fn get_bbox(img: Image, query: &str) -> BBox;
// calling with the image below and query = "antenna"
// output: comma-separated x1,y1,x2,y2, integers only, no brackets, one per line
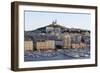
54,19,57,24
52,19,57,25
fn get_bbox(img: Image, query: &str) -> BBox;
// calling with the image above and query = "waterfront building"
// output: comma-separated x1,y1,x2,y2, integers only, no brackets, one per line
24,36,33,51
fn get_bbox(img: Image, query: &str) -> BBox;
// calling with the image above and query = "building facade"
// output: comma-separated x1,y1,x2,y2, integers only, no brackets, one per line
24,36,33,51
62,31,72,49
45,40,55,49
36,40,55,50
36,40,46,50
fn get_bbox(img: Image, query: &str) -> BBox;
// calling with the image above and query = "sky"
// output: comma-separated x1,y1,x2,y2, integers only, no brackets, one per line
24,11,91,31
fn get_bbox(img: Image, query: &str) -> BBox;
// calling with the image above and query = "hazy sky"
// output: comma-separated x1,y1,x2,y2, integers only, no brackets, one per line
24,11,91,31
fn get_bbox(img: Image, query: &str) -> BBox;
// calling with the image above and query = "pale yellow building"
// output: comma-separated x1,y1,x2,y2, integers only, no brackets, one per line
71,43,80,49
36,41,46,50
45,40,55,49
79,43,86,48
63,32,71,49
71,43,86,49
24,36,33,51
36,40,55,50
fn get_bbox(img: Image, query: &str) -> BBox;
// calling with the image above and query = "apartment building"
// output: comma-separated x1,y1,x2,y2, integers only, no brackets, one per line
24,36,33,51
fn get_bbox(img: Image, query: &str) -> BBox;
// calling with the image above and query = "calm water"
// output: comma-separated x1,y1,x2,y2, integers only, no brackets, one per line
24,48,90,62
